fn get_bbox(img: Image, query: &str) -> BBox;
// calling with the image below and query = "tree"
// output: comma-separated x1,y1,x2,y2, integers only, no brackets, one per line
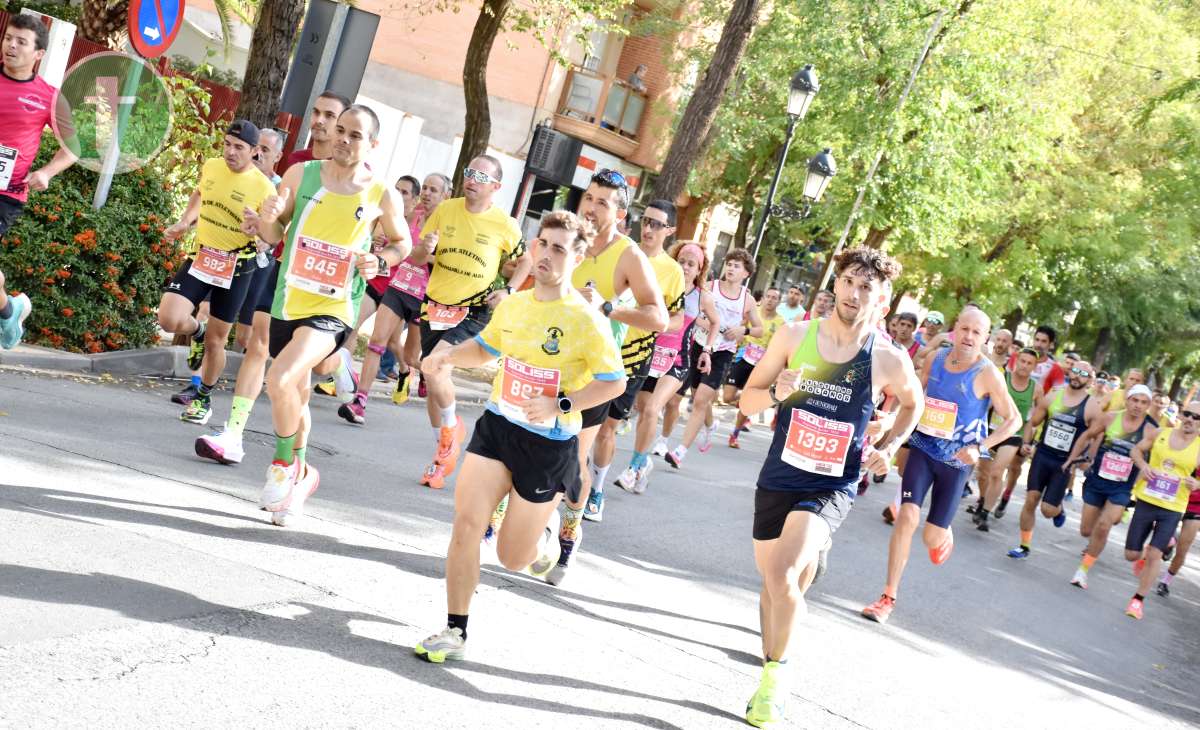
453,0,511,194
81,0,251,49
232,0,306,127
649,0,761,204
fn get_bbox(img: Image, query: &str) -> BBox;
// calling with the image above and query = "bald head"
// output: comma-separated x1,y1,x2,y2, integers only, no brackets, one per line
951,307,991,355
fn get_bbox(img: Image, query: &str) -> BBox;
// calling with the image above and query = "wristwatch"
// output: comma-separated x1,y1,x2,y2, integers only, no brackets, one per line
769,384,785,406
504,285,514,294
375,254,387,273
601,301,614,318
558,394,573,414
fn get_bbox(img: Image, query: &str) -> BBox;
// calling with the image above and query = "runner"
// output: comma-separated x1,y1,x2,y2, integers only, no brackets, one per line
233,127,285,351
1006,360,1098,559
889,312,920,359
0,13,77,350
583,199,683,519
548,170,667,584
1122,403,1200,618
1157,482,1200,596
1064,384,1153,588
412,156,529,489
412,211,625,663
987,328,1013,369
862,308,1020,624
283,90,351,168
726,287,785,448
741,247,922,727
338,172,450,423
806,289,834,321
776,284,806,322
1023,325,1067,394
1105,368,1145,412
665,248,762,468
246,104,411,525
158,120,277,425
914,311,944,347
970,347,1038,531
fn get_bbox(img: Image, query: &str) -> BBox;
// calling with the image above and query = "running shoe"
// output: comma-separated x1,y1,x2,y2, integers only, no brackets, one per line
1124,597,1144,620
392,377,409,405
697,425,714,454
812,538,832,585
1007,546,1030,559
861,594,896,624
313,378,337,397
965,501,980,515
417,377,427,398
665,445,686,469
994,498,1009,519
528,510,562,577
338,393,367,425
616,419,632,436
745,661,787,728
420,461,449,489
1156,581,1170,597
195,427,245,465
171,383,200,405
186,325,206,371
614,468,638,494
1064,490,1074,503
728,431,740,449
929,529,954,565
1132,558,1145,577
414,626,466,663
1070,567,1089,589
333,349,358,403
652,438,669,457
1052,509,1066,528
546,526,579,587
583,485,605,522
180,395,212,425
272,463,320,527
872,472,886,484
260,459,300,511
1121,508,1132,524
975,511,990,532
881,504,896,525
0,293,31,350
435,416,466,468
632,459,653,494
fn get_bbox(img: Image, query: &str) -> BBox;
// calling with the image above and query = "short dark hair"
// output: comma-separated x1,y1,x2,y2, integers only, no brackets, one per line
539,210,592,253
645,199,676,226
7,13,48,51
722,248,756,278
815,289,834,300
589,169,629,209
834,246,902,283
1013,339,1024,349
1035,325,1057,344
1096,370,1111,381
396,175,420,196
318,90,352,110
341,104,379,140
896,312,918,325
788,284,802,292
474,154,504,182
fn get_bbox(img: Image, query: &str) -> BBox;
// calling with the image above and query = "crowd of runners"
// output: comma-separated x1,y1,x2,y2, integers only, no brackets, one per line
3,16,1198,729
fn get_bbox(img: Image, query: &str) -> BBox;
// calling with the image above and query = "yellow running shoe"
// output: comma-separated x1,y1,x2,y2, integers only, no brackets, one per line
414,626,466,663
392,376,410,405
745,661,787,728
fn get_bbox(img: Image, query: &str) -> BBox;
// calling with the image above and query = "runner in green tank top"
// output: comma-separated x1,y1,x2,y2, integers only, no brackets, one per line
973,348,1038,531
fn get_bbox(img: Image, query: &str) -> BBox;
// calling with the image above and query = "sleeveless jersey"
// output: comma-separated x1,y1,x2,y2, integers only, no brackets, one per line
571,233,637,355
272,161,386,325
1037,389,1090,459
757,321,876,495
652,287,699,368
1133,427,1200,512
990,371,1035,431
1087,411,1151,487
694,281,748,353
908,350,992,469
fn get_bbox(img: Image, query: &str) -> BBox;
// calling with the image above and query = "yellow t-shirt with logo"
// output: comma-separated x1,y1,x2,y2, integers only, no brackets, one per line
621,250,685,370
1132,427,1200,512
196,157,276,256
748,309,786,348
477,289,625,440
422,198,524,306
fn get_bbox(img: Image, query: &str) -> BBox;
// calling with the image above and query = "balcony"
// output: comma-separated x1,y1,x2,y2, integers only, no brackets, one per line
554,65,646,159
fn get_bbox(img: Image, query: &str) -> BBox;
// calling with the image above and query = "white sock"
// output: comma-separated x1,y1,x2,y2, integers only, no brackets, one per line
592,462,610,492
439,403,456,425
675,444,689,456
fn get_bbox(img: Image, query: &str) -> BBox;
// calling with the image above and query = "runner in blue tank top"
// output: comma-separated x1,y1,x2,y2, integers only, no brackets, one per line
738,248,923,729
862,307,1020,625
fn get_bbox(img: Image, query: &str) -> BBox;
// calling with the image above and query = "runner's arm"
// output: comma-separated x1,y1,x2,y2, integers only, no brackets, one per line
561,376,628,414
980,366,1021,451
1067,412,1109,466
373,186,413,267
740,322,808,416
611,247,668,332
1023,393,1050,447
871,346,924,461
698,290,721,350
915,332,949,362
504,249,532,291
26,145,78,192
167,190,201,238
741,295,763,339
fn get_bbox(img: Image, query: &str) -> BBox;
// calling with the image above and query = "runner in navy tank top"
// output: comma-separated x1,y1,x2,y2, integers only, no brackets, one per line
738,248,922,729
862,307,1021,626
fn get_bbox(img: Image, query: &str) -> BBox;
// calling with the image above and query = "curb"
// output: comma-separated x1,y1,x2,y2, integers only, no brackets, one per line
0,345,241,379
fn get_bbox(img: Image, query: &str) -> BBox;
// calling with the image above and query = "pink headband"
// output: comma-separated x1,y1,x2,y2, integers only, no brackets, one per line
679,243,705,260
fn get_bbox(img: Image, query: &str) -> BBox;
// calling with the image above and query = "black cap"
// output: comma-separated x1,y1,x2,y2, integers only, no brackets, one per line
226,119,260,147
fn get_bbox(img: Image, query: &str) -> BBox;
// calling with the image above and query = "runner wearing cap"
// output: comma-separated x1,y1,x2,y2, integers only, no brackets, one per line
914,311,944,347
158,119,277,425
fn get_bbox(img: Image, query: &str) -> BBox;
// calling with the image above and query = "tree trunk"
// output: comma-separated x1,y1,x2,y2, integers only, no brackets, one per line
81,0,129,48
650,0,762,204
1002,307,1023,335
889,286,907,315
452,0,510,196
861,226,893,249
1169,365,1193,401
233,0,306,128
1091,325,1111,370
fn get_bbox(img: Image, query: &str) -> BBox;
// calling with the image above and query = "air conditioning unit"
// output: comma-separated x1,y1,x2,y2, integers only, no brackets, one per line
527,125,582,188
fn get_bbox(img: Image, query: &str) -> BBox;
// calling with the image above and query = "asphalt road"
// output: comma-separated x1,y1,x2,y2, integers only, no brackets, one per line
0,366,1196,729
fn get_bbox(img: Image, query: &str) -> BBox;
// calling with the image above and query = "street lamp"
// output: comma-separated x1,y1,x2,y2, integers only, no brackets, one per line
750,65,833,261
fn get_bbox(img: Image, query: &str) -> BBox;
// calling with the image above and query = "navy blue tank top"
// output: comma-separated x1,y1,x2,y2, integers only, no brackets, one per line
757,321,876,496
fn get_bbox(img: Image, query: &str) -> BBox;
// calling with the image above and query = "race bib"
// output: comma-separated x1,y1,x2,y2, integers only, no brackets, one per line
1097,452,1133,482
917,397,959,439
743,343,767,365
498,357,561,427
287,236,353,299
1044,420,1076,451
188,246,237,289
0,145,16,190
648,345,677,378
1145,473,1181,501
389,261,428,299
782,409,854,477
427,302,468,331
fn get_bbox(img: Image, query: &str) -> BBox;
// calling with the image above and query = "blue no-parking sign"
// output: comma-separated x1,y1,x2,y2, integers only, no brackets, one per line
127,0,185,59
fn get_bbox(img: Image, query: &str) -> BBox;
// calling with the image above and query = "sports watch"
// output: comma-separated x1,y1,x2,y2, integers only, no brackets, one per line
558,395,573,414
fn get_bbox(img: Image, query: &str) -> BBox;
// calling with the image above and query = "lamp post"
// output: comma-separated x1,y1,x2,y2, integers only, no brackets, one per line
749,65,824,260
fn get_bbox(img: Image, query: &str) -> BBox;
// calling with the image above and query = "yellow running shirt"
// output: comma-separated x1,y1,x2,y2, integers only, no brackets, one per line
748,309,786,348
622,250,685,369
477,289,625,440
196,157,276,255
272,161,387,325
1133,427,1200,512
422,198,524,306
571,234,635,301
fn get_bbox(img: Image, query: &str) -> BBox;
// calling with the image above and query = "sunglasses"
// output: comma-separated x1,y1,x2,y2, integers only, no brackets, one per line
593,168,628,188
1180,411,1200,421
642,217,669,231
1069,367,1092,378
463,167,497,184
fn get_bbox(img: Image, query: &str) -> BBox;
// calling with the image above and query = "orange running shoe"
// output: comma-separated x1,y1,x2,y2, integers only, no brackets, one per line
420,461,449,489
435,416,466,469
862,594,896,624
929,528,955,565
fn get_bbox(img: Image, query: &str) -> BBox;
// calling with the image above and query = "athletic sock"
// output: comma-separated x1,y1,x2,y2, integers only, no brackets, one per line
293,446,307,468
1133,593,1145,601
192,321,206,341
447,613,468,641
1162,569,1176,586
592,462,611,491
0,298,11,320
1080,554,1097,571
439,403,456,426
676,444,689,457
196,382,215,399
190,374,202,388
227,396,253,434
1020,530,1033,550
273,432,297,464
630,450,649,470
561,505,583,542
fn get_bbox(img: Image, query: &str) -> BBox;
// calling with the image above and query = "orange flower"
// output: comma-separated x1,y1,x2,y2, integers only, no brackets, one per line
139,224,150,233
105,252,121,261
61,307,74,317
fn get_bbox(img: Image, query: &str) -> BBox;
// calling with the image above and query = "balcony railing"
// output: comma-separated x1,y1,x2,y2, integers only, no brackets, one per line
555,66,646,157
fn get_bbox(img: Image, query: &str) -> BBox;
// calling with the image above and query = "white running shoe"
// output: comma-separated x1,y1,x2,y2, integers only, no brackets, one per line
195,427,245,465
697,425,714,454
260,459,300,511
1070,567,1088,590
333,348,357,403
614,467,638,493
528,509,562,577
665,445,687,469
414,626,466,663
272,464,320,527
652,438,669,457
633,459,654,494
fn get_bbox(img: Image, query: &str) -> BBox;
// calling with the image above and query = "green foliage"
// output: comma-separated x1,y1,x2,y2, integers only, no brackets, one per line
0,0,80,24
169,55,244,91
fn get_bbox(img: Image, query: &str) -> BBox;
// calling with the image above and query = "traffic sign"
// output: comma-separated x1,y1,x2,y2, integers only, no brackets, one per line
128,0,185,59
